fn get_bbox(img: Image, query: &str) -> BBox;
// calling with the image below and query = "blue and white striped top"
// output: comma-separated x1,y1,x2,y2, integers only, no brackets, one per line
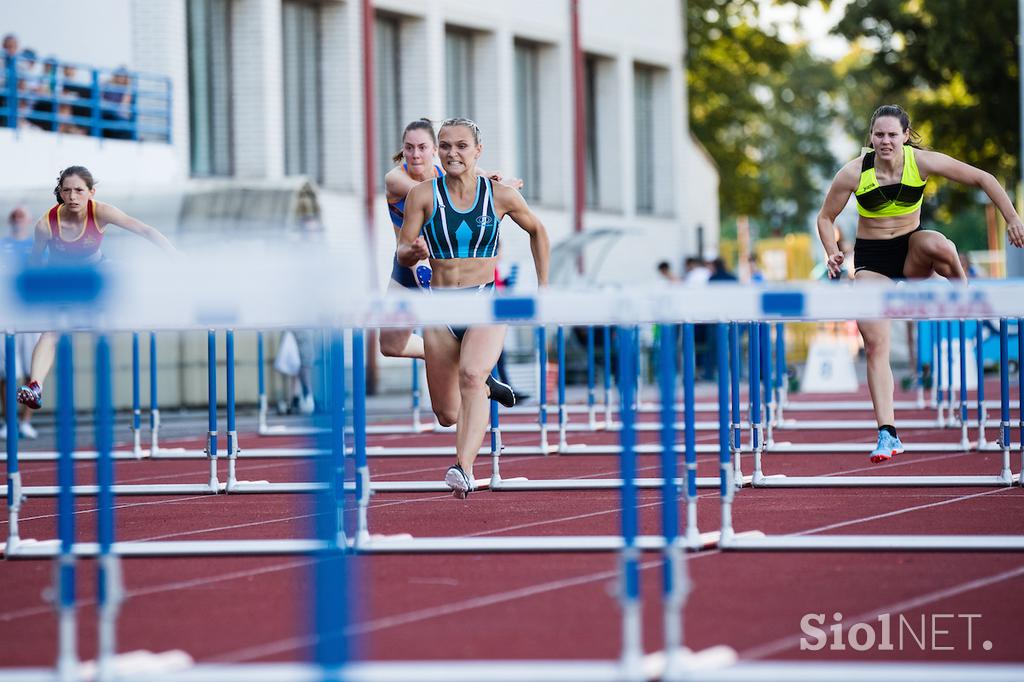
422,176,501,260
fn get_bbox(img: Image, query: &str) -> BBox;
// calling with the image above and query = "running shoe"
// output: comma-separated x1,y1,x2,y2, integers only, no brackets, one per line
486,375,517,408
0,423,6,440
869,430,905,463
18,421,37,439
17,381,42,410
444,464,474,499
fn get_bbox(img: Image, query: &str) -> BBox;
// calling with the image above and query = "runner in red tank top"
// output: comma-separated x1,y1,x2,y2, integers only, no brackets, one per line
16,165,177,410
45,198,106,264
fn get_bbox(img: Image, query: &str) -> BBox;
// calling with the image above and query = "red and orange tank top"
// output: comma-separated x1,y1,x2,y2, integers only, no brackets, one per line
46,200,105,263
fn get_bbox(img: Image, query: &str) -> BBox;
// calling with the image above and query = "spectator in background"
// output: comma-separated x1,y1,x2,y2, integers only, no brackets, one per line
708,256,737,282
684,256,711,284
17,48,38,77
57,103,87,135
701,256,737,377
61,63,93,122
0,35,15,127
273,330,316,416
101,66,133,139
1,206,41,440
2,34,18,59
656,260,680,283
27,57,59,130
748,253,765,282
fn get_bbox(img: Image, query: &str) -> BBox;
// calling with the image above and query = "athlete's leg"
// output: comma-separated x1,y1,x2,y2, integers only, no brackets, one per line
18,333,39,425
854,270,895,427
422,327,462,426
27,332,57,389
904,231,967,282
16,331,55,410
379,279,425,359
453,324,507,473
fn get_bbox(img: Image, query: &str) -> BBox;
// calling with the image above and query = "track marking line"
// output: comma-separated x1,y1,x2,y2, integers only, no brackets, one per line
0,558,312,622
738,563,1024,660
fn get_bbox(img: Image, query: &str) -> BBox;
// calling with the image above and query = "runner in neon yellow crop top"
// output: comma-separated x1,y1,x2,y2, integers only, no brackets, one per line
815,104,1024,464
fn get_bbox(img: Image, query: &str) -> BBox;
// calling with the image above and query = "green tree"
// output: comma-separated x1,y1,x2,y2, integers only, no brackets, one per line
687,0,841,232
834,0,1019,218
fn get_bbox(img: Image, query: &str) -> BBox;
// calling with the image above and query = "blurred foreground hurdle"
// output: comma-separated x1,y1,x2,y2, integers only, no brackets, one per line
2,255,1023,680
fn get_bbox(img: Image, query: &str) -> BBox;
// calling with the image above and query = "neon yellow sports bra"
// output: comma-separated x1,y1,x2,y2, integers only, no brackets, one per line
854,145,926,219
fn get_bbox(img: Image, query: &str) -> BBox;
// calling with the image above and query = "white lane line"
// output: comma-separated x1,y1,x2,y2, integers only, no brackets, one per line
203,556,672,664
0,558,313,623
738,564,1024,660
175,489,1024,663
795,488,1007,536
0,495,210,527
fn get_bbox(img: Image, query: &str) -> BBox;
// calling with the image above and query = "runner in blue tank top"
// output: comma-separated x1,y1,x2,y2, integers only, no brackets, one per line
397,118,550,498
381,118,523,409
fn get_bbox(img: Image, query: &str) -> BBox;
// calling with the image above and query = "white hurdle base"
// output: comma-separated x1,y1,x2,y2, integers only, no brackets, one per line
366,444,559,456
2,483,223,497
225,477,529,494
559,443,741,455
667,661,1024,682
751,474,1017,487
0,447,330,462
767,441,968,453
2,530,751,559
774,418,944,430
721,533,1024,551
491,475,750,491
1,658,1021,682
780,399,925,412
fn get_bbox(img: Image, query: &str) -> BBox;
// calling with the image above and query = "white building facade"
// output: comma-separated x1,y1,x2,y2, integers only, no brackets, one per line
0,0,719,402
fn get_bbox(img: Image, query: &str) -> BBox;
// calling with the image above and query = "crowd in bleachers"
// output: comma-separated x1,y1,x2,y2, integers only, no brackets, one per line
1,32,136,139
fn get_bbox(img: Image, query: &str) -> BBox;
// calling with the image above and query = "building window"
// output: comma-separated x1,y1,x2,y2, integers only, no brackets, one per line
282,0,322,181
187,0,233,177
375,14,402,188
634,65,656,214
445,28,474,120
514,40,541,201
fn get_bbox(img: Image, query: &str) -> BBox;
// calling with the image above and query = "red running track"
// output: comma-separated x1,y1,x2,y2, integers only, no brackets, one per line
1,388,1023,670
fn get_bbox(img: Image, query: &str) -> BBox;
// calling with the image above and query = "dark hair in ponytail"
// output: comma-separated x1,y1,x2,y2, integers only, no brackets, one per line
53,165,96,204
391,118,437,164
865,104,924,149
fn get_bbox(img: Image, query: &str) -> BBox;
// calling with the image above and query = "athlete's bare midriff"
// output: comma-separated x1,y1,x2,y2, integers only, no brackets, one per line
856,210,921,240
430,257,497,288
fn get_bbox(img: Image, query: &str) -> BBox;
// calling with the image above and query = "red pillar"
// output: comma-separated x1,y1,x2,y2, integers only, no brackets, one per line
571,0,586,272
362,0,379,394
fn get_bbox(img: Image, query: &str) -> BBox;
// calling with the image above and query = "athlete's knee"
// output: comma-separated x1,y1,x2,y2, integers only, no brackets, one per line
379,333,403,357
434,408,458,427
458,366,488,393
862,334,889,360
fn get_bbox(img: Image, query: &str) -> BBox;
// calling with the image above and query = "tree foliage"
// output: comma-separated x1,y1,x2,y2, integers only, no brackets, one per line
687,0,840,232
834,0,1020,217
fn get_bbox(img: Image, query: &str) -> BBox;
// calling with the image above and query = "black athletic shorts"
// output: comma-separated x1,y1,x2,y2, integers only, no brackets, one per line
390,254,419,289
434,282,495,341
854,226,925,280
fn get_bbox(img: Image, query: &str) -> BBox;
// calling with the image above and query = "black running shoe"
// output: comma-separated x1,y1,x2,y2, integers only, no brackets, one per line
444,464,473,499
485,375,516,408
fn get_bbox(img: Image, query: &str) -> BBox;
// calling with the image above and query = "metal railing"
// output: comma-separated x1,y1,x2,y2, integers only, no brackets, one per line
0,54,171,142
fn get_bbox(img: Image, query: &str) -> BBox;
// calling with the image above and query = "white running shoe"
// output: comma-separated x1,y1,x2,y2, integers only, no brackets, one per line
299,393,315,416
19,421,38,439
443,464,474,499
